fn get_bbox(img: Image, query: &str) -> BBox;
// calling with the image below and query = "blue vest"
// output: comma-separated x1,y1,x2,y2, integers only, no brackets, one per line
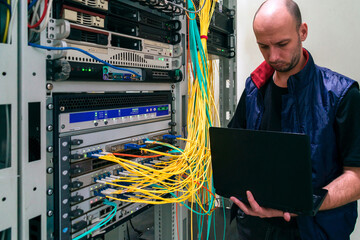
244,49,358,240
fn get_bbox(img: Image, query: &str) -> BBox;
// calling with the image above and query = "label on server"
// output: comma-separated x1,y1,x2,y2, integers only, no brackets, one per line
59,104,171,133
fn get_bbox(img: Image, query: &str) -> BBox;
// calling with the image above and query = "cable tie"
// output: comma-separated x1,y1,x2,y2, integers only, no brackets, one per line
200,35,208,40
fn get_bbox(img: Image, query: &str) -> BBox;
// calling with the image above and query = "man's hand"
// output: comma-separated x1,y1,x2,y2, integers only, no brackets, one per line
230,191,296,222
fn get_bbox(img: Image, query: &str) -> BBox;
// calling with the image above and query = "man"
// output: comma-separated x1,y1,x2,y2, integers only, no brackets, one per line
228,0,360,239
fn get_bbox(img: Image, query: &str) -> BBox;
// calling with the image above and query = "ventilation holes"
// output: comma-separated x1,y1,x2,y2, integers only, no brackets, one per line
57,93,171,112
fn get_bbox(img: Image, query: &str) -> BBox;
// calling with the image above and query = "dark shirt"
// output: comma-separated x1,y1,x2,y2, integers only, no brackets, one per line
228,79,360,167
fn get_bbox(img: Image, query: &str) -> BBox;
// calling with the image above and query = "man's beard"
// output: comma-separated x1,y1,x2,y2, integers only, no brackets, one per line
271,38,302,73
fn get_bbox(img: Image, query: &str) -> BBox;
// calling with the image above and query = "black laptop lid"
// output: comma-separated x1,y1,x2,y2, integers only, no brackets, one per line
210,127,314,214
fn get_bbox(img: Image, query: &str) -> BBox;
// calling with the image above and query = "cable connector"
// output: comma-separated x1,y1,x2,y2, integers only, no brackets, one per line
162,134,181,140
124,143,146,150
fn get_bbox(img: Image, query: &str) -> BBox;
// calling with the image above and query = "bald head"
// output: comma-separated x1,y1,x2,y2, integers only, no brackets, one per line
252,0,308,75
254,0,302,30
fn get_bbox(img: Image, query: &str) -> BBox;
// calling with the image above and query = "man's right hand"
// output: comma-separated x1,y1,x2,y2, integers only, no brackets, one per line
230,191,297,222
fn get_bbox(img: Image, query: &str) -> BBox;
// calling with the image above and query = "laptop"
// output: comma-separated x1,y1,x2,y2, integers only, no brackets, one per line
209,127,327,216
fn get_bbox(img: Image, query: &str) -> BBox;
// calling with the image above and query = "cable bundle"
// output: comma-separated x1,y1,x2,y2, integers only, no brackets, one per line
89,0,222,239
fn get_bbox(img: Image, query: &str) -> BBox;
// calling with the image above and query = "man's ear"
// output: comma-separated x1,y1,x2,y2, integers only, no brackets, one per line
299,23,308,42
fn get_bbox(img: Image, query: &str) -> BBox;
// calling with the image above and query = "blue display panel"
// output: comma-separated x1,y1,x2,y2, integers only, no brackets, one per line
69,105,170,123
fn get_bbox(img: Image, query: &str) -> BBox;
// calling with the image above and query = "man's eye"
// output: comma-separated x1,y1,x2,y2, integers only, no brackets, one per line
260,45,268,49
278,43,288,47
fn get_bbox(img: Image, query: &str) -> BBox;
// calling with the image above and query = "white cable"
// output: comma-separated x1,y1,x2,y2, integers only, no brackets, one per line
101,189,117,195
8,0,19,43
96,180,108,184
30,0,42,26
117,171,130,176
104,177,117,181
110,175,121,179
31,0,53,33
28,0,42,41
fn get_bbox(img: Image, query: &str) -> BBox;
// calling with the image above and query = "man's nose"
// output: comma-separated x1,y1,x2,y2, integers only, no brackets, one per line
269,47,280,63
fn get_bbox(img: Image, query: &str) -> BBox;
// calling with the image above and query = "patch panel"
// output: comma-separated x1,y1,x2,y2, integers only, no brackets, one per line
71,202,150,239
70,196,107,217
51,92,175,239
70,200,125,235
69,130,168,162
70,164,122,189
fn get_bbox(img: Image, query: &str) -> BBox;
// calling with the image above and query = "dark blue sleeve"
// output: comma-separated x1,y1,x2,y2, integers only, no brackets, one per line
228,90,247,129
335,84,360,167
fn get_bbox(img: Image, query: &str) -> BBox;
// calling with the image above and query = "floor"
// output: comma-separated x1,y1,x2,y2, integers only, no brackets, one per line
125,204,240,240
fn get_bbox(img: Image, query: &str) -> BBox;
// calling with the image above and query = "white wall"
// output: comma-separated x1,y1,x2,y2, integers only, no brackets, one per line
235,0,360,238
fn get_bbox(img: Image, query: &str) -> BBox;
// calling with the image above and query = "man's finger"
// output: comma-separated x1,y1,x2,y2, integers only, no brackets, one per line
283,212,291,222
246,191,262,212
230,196,252,215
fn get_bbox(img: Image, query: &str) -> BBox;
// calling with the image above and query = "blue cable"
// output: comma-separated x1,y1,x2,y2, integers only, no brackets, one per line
28,42,142,77
72,199,117,240
28,0,38,10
